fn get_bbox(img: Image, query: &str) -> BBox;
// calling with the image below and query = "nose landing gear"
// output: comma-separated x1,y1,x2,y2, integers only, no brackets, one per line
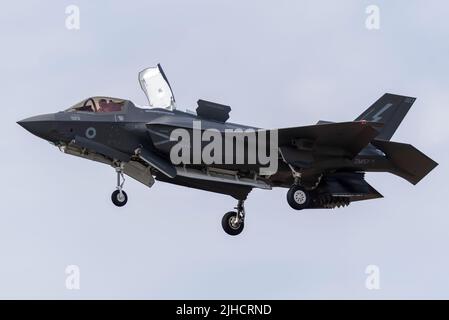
222,200,245,236
111,164,128,207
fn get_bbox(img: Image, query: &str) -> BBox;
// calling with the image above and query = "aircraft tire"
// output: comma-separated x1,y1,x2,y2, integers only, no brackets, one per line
111,190,128,207
222,211,244,236
287,185,310,210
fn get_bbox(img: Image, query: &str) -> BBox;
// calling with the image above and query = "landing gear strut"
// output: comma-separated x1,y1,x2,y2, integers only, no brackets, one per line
284,165,314,210
111,164,128,207
222,200,245,236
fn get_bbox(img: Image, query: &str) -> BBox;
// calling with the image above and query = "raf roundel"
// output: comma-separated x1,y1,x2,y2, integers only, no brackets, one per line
85,127,96,139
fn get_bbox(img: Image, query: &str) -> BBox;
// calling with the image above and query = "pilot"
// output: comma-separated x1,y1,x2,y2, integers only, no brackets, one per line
98,99,122,112
98,99,108,112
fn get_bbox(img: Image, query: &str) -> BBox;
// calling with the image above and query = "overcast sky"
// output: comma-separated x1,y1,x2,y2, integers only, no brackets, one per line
0,0,448,299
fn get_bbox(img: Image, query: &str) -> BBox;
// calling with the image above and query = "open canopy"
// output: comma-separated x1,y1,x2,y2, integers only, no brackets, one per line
138,64,176,110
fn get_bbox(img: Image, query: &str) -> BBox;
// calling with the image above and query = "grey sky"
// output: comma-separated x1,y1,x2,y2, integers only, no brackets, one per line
0,1,448,299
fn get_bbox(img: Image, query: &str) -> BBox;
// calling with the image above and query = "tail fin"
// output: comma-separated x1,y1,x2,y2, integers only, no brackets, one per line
355,93,415,140
371,140,438,185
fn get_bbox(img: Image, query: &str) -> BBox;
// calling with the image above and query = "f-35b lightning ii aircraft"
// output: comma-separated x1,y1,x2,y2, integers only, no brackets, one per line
18,65,437,235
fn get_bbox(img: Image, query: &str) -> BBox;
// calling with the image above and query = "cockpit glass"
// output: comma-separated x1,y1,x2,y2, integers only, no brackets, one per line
66,97,125,113
97,99,124,112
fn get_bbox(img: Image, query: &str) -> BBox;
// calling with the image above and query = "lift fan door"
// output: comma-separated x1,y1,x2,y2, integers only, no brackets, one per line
138,64,176,109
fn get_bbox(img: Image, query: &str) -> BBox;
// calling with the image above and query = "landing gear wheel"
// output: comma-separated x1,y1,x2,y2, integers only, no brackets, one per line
287,185,310,210
111,163,128,207
222,211,244,236
111,190,128,207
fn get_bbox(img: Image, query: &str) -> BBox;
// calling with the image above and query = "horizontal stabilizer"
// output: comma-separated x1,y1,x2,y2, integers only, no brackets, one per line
372,139,438,185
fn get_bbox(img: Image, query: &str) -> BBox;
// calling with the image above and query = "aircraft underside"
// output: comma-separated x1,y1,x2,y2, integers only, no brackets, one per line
62,142,383,216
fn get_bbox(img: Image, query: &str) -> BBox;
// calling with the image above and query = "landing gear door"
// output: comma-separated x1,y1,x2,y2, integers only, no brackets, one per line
138,64,176,110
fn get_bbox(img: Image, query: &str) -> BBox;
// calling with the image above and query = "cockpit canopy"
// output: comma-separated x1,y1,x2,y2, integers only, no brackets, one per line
65,65,176,113
66,97,127,113
139,64,176,110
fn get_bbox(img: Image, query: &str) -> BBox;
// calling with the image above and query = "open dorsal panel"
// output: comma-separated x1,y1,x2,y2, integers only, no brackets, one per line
196,99,231,123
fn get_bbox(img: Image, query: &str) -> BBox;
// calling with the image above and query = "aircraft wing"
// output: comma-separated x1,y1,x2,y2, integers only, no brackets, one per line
276,121,382,158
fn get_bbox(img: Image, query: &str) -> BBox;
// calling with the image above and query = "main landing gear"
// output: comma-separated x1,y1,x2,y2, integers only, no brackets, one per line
285,166,315,210
111,164,128,207
287,185,311,210
222,200,245,236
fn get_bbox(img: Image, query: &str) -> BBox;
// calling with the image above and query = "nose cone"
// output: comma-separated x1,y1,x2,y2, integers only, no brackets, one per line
18,113,57,142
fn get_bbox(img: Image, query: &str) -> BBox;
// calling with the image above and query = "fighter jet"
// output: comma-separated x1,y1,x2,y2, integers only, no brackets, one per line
18,64,438,235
